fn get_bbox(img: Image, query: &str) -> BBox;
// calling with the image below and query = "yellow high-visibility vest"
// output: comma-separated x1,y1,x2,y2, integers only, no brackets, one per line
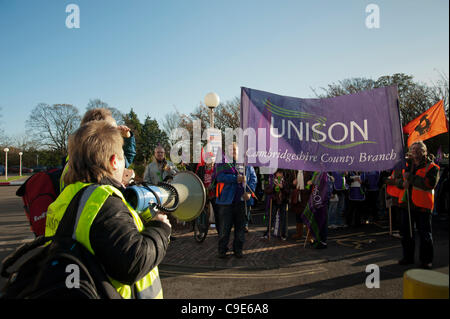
46,181,163,299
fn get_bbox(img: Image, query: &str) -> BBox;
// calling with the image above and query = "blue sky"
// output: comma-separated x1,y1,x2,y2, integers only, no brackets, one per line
0,0,448,139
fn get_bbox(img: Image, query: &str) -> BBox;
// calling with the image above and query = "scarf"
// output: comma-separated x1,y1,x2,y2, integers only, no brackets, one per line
297,170,305,190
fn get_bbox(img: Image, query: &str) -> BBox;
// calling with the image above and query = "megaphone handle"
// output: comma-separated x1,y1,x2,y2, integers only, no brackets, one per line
142,183,162,206
155,182,179,213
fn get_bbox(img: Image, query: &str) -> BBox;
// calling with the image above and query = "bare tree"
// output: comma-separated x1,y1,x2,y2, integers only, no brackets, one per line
11,133,40,151
184,96,241,132
86,98,124,125
429,71,449,117
214,96,240,131
0,106,6,145
161,111,182,144
312,73,441,126
26,103,81,155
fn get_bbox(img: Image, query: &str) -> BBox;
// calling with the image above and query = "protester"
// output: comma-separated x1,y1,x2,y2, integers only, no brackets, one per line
80,108,136,168
260,173,274,239
143,145,177,184
264,169,290,240
385,168,403,234
398,141,440,269
327,173,340,229
143,145,178,240
46,120,171,299
215,143,257,258
330,171,348,228
195,152,219,235
317,172,330,248
377,170,392,223
434,164,449,218
304,172,329,249
346,171,365,227
289,170,313,239
362,171,381,223
60,108,136,191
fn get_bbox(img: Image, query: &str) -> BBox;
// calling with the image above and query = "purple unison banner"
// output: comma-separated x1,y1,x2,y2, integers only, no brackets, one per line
240,86,405,172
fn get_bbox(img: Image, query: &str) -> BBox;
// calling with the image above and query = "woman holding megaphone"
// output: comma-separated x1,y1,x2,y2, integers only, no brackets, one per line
46,120,171,299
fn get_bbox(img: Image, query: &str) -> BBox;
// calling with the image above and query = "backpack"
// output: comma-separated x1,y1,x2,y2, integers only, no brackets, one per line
0,187,122,299
16,168,62,237
0,236,121,299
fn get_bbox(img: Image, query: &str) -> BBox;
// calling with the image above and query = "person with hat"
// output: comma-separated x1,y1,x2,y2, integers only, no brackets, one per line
398,141,440,269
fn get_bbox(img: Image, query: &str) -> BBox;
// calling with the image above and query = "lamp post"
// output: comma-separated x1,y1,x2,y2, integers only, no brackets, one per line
3,148,9,180
204,92,220,128
19,152,23,176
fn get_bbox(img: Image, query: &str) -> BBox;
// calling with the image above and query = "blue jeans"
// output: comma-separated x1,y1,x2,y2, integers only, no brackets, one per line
244,205,252,227
217,202,246,254
328,201,339,225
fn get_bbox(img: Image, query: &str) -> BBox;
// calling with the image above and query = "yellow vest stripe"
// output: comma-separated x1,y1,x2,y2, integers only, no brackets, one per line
46,182,163,299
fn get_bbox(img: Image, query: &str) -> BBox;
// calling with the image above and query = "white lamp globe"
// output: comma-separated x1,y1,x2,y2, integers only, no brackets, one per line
204,92,220,109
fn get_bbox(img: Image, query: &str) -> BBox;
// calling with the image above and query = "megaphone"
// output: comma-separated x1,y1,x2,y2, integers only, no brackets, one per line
123,171,206,222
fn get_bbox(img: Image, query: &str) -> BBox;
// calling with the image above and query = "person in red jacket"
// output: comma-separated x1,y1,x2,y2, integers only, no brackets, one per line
398,141,440,269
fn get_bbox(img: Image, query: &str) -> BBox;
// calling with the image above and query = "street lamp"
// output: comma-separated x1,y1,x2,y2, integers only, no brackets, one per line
19,152,23,176
204,92,220,128
3,148,9,180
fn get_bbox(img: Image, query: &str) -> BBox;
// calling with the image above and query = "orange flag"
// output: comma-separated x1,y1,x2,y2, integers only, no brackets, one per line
403,100,448,147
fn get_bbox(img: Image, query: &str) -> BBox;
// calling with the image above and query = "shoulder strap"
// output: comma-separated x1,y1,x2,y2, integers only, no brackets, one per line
0,236,52,278
53,186,91,240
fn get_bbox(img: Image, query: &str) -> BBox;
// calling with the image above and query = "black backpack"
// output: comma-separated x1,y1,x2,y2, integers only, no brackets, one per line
0,188,121,299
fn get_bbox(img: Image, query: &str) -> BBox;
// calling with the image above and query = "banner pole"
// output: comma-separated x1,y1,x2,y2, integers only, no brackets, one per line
385,185,392,236
243,165,248,230
268,198,272,240
389,206,392,236
406,188,413,238
304,228,310,248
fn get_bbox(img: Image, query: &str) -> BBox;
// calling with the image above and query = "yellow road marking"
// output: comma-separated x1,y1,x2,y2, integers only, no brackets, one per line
160,266,328,279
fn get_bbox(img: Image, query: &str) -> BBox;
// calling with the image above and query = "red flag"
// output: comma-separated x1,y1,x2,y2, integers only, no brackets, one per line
403,100,448,147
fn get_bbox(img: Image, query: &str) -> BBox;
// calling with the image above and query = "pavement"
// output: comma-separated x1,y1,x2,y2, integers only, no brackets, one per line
1,179,448,275
162,208,450,271
0,181,25,186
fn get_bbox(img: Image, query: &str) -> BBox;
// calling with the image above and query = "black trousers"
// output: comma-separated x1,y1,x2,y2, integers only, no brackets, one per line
365,190,380,220
346,200,364,226
217,202,246,254
400,207,433,264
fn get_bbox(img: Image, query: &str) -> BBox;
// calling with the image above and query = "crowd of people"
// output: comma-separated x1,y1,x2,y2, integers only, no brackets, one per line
36,107,445,299
142,136,445,271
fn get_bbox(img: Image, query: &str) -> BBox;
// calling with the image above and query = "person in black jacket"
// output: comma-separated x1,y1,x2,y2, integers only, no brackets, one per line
264,169,290,240
48,120,171,298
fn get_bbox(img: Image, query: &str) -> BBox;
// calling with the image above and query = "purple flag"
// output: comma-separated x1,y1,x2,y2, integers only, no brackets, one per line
240,86,405,172
301,172,328,242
